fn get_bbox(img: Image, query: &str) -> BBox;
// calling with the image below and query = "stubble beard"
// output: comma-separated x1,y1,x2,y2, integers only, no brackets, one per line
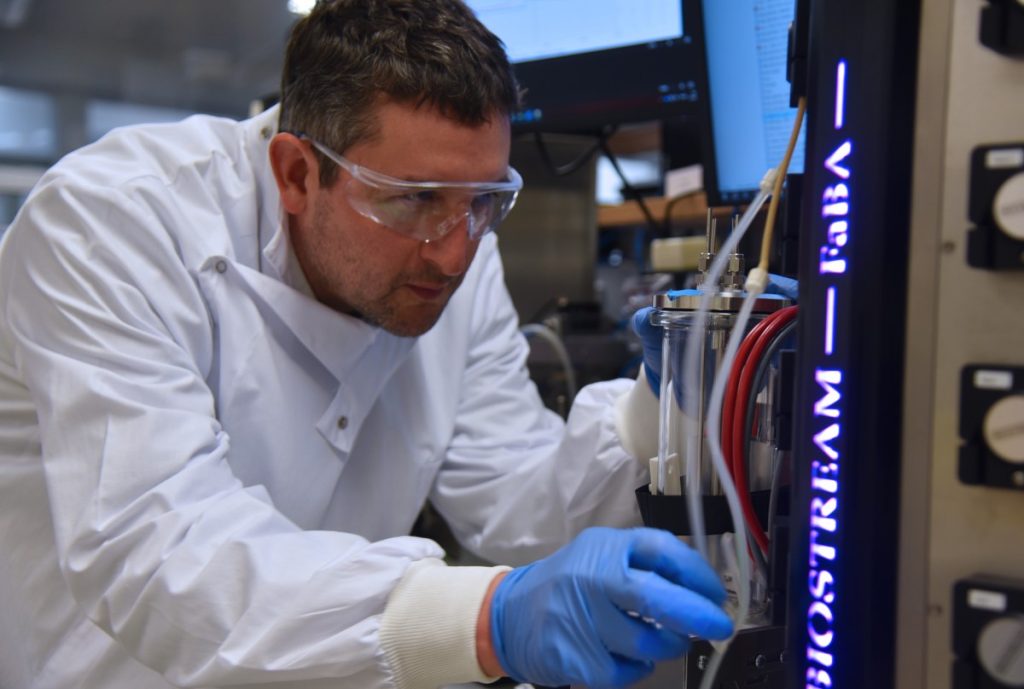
305,200,462,338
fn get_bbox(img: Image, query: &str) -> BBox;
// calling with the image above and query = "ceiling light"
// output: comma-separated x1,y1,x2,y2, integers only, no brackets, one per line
288,0,315,15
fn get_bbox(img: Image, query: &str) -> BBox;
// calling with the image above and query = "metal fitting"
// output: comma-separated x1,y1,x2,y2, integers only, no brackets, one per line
721,252,746,291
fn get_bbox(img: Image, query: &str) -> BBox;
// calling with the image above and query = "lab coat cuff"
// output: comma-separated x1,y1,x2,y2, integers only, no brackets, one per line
614,367,660,464
380,559,511,689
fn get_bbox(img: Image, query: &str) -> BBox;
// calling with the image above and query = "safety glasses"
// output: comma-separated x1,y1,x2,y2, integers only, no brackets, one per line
307,138,522,243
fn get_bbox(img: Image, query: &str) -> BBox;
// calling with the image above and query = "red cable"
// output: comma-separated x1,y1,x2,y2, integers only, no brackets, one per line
720,313,779,472
730,306,798,554
719,308,787,555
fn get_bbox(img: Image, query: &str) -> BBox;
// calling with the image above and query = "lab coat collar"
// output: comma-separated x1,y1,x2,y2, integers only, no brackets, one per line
208,255,416,383
234,107,417,382
238,104,295,287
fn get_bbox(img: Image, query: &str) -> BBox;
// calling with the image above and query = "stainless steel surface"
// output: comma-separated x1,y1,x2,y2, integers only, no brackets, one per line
722,252,746,292
899,0,1024,686
895,0,953,679
653,292,791,313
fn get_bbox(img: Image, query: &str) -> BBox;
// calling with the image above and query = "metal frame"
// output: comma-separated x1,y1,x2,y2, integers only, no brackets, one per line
787,1,922,686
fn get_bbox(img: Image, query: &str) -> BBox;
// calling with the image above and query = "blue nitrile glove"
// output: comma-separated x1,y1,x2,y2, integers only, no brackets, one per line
766,273,799,300
631,306,663,395
490,527,733,689
631,274,799,396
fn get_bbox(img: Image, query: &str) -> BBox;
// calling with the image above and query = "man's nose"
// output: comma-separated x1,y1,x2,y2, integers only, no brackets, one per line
419,213,475,277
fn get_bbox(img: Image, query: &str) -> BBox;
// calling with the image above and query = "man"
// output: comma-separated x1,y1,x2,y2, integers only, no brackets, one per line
0,2,731,688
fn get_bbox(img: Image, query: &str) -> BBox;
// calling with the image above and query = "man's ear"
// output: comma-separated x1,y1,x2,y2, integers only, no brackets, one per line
269,132,318,215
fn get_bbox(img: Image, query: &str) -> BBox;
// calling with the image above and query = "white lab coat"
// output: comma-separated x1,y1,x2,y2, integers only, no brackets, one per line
0,106,647,689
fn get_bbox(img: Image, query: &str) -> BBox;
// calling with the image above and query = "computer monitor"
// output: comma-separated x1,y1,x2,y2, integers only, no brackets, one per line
465,0,709,135
700,0,807,206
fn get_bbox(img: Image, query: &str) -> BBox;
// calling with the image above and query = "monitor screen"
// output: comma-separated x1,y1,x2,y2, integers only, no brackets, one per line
466,0,709,134
701,0,807,206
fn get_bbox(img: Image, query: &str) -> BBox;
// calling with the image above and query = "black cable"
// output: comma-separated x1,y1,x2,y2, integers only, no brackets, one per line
662,194,686,233
525,295,565,326
742,320,798,564
661,193,706,236
597,136,662,237
749,521,769,577
766,446,785,559
532,129,609,177
743,321,798,465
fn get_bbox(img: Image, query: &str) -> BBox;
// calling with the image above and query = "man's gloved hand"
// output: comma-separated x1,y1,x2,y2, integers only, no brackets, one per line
765,273,799,300
631,307,664,395
489,527,733,689
631,274,799,395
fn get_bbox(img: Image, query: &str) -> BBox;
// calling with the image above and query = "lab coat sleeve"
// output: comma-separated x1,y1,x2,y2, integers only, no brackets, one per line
0,178,477,689
429,239,650,567
379,560,509,689
614,365,661,464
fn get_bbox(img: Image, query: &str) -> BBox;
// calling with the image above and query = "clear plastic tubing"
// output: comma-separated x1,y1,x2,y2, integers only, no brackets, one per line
688,184,773,689
680,181,773,559
657,336,673,494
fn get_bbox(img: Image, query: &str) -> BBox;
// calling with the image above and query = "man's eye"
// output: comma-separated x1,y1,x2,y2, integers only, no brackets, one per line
410,190,440,202
471,193,498,213
385,190,439,207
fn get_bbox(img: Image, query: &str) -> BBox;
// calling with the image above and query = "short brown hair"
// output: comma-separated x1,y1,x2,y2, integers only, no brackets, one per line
278,0,521,185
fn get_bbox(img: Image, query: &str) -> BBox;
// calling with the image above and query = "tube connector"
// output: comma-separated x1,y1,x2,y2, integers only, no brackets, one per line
759,167,778,193
744,266,769,296
722,252,746,292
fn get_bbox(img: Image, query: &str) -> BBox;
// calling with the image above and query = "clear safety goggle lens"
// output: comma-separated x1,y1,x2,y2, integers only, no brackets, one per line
309,138,522,242
342,179,519,242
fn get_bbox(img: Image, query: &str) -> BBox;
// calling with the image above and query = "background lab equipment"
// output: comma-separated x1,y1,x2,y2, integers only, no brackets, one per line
0,0,1022,685
474,0,1024,686
789,0,1024,686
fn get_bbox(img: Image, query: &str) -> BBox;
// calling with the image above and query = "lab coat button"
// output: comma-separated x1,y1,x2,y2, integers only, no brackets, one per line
337,416,349,430
215,260,228,274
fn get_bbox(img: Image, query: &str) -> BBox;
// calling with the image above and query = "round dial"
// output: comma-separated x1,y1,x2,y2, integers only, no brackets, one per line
994,172,1024,241
983,395,1024,464
978,615,1024,686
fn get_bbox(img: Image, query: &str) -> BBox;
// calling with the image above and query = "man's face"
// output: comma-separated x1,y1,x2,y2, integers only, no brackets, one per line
288,100,512,337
